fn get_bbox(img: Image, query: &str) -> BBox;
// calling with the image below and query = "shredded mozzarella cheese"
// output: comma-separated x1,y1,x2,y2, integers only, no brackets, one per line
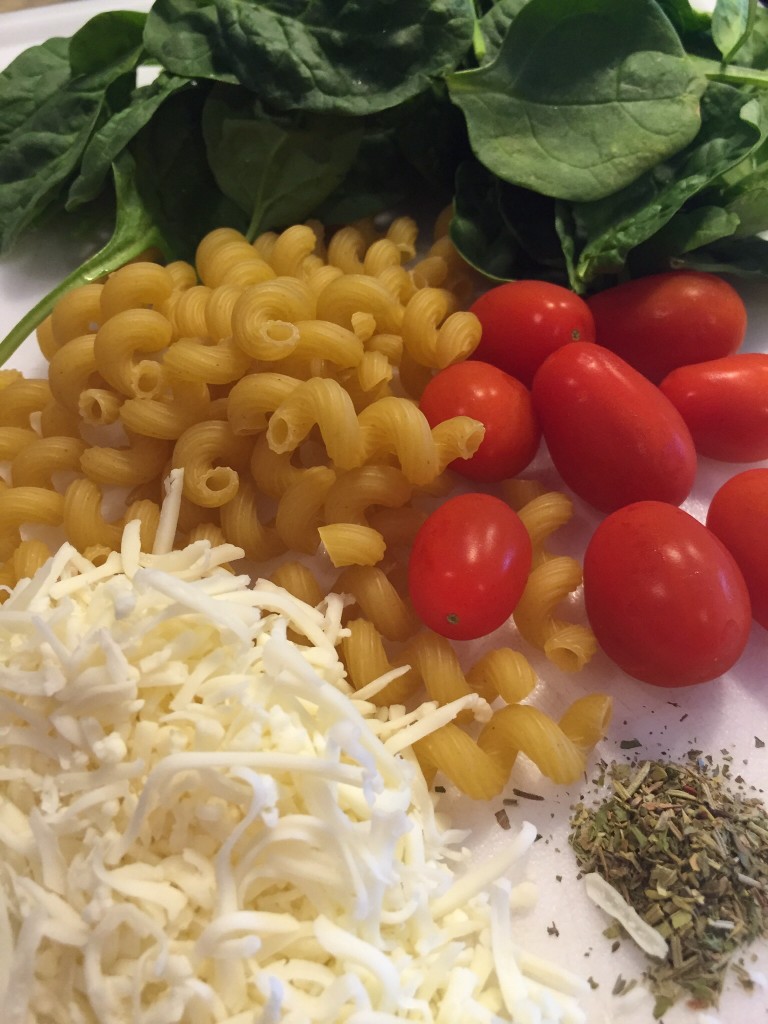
0,519,589,1023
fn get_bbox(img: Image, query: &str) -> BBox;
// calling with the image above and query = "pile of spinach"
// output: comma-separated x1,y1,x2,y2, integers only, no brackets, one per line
3,0,768,360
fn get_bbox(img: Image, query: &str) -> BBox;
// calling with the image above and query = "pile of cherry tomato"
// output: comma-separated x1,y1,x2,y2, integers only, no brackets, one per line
407,271,768,688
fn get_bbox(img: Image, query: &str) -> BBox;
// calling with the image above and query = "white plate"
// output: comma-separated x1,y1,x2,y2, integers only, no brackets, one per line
2,4,768,1022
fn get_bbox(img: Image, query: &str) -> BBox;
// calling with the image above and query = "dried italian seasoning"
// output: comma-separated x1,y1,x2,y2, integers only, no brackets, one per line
569,754,768,1018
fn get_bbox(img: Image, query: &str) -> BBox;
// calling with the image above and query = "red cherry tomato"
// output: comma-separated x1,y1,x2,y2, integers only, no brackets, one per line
469,280,595,388
531,342,697,513
418,361,541,482
659,353,768,462
408,493,532,641
586,271,747,384
583,501,752,687
707,469,768,631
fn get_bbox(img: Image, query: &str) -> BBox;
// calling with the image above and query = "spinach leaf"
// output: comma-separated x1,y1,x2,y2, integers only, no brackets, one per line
568,83,766,287
727,5,768,66
202,86,363,239
716,145,768,236
712,0,757,62
671,232,768,275
628,205,742,274
393,85,471,194
477,0,530,62
131,84,246,257
68,72,192,208
0,17,145,253
447,0,706,202
655,0,717,55
143,0,238,84
0,37,71,149
214,0,474,115
451,157,568,281
0,151,170,365
451,160,523,281
69,10,147,75
317,125,426,225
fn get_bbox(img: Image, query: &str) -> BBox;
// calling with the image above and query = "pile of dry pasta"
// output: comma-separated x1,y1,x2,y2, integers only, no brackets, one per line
0,211,611,798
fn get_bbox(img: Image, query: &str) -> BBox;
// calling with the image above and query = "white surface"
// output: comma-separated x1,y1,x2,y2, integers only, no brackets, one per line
1,3,768,1022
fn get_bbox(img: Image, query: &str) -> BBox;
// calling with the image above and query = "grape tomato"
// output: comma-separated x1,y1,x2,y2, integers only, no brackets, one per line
531,342,697,513
659,353,768,463
469,280,595,387
583,501,752,687
418,361,541,482
586,271,747,384
707,469,768,632
408,493,532,641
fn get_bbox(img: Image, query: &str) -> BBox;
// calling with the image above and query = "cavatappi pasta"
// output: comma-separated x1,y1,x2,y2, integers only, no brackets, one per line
0,212,610,797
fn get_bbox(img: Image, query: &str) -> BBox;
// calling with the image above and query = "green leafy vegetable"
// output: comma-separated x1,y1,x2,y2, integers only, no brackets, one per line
0,151,168,365
712,0,757,62
0,21,145,251
447,0,707,202
8,0,768,360
202,86,363,238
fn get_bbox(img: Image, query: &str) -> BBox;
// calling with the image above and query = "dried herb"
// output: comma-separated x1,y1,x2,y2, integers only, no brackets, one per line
495,807,511,830
569,755,768,1017
512,787,544,801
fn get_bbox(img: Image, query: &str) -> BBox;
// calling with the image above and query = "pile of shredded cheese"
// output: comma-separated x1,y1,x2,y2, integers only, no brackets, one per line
0,486,590,1023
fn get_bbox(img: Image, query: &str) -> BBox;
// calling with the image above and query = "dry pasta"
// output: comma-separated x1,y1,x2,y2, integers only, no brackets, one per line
0,378,52,426
317,522,386,567
334,564,418,642
62,478,122,552
49,282,103,350
0,210,612,803
81,432,172,488
11,435,87,488
504,480,599,672
323,466,412,530
93,308,172,399
48,336,101,412
0,485,65,558
219,479,284,561
230,278,316,360
339,617,416,706
171,421,252,508
275,466,337,553
269,560,326,608
99,261,174,319
401,287,481,368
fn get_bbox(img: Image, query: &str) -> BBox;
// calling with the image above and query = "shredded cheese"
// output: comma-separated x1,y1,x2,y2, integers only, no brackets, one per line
0,517,590,1023
584,873,669,960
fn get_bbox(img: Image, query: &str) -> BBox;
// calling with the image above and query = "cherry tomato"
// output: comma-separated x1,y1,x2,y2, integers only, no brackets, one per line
707,469,768,631
531,342,697,513
408,493,532,641
469,280,595,388
659,353,768,462
586,271,747,384
418,361,541,482
583,501,752,687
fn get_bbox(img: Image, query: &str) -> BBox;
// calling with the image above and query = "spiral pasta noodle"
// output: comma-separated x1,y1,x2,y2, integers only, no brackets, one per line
503,480,599,672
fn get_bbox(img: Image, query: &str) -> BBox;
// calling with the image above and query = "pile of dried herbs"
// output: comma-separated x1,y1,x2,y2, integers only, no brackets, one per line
569,754,768,1018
